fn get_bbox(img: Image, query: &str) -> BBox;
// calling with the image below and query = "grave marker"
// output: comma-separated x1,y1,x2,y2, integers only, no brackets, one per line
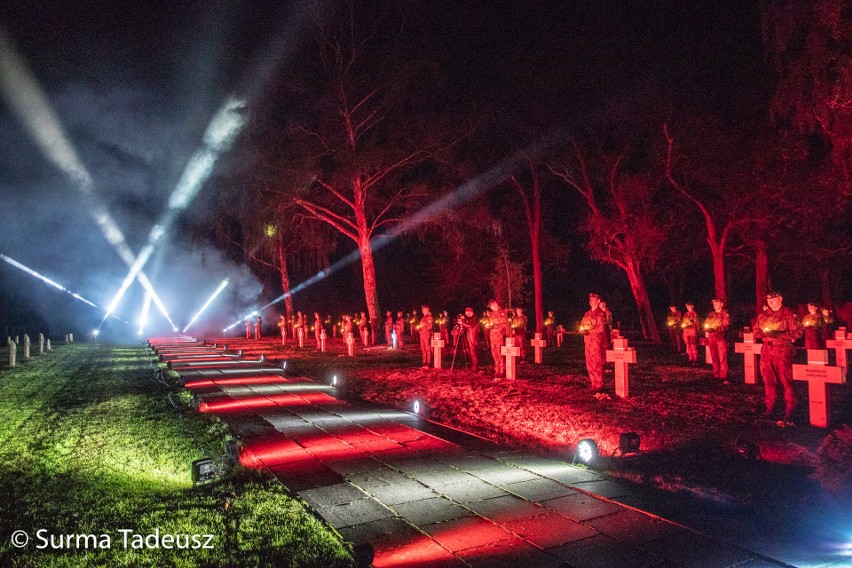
501,336,521,380
346,333,355,357
531,333,546,364
556,325,565,348
38,333,44,355
8,340,15,367
320,330,327,352
46,338,51,351
431,332,445,369
606,337,637,398
298,327,305,348
825,328,851,381
23,335,30,359
793,349,844,428
734,331,762,385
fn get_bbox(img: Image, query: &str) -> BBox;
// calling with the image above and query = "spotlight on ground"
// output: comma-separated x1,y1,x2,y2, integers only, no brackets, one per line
617,432,641,456
330,374,339,388
735,438,760,461
575,438,599,464
411,399,429,418
191,458,220,484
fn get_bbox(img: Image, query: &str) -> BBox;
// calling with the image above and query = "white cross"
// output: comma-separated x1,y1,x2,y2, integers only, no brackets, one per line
431,332,445,369
531,333,546,364
501,337,521,379
825,328,851,382
556,326,564,348
793,349,844,427
346,333,355,357
297,327,305,348
606,338,637,398
320,330,327,352
734,331,762,385
699,332,713,364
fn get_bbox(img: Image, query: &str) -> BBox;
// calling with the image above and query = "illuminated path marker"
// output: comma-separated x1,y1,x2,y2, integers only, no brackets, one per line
734,330,762,385
793,349,844,428
160,334,792,567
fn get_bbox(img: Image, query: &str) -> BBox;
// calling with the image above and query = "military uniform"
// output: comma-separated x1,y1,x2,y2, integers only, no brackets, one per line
802,309,825,349
460,312,480,371
314,313,322,349
279,315,288,346
704,306,730,380
254,317,262,340
437,312,449,344
245,320,251,339
544,312,555,346
419,310,434,367
681,308,699,363
512,310,528,361
384,312,394,346
666,309,683,352
580,306,607,390
755,305,802,420
394,312,406,349
488,306,509,377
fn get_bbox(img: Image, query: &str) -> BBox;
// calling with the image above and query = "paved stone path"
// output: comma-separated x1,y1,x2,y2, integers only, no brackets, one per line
152,337,793,568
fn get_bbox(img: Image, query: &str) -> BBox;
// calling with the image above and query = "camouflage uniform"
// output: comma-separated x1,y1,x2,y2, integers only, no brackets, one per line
254,317,262,340
314,314,322,349
666,309,683,352
755,306,802,418
437,312,450,344
512,310,528,361
544,312,556,346
460,313,480,371
704,308,730,380
394,313,406,349
419,311,434,366
488,308,509,377
384,312,394,346
279,315,288,346
580,307,607,390
681,308,699,363
801,310,825,350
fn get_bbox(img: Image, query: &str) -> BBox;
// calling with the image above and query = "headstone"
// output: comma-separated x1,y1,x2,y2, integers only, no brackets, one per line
556,325,564,348
320,330,327,352
606,337,637,398
15,335,19,344
734,331,762,385
46,338,51,351
501,336,521,380
793,349,844,428
346,333,355,357
391,330,398,350
65,334,69,344
8,340,15,367
431,332,445,369
38,333,44,355
69,333,74,343
298,327,305,348
825,328,851,382
531,333,546,364
23,335,30,359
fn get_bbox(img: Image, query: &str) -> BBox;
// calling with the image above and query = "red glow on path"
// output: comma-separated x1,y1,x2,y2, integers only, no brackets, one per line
372,535,458,567
184,375,288,388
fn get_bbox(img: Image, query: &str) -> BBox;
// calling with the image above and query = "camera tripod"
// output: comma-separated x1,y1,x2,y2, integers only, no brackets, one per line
450,325,470,370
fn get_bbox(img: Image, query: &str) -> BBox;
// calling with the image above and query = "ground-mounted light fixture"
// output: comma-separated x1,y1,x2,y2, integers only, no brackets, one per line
735,438,760,461
330,374,340,388
411,398,429,418
575,438,599,464
191,458,220,484
617,432,641,456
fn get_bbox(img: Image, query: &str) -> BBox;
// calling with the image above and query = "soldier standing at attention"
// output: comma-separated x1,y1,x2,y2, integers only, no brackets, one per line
802,303,825,349
579,293,608,392
358,312,369,346
682,302,699,365
418,306,434,368
755,292,802,424
314,312,323,350
459,307,480,372
245,319,251,339
666,305,684,352
279,314,288,346
512,307,528,362
394,311,406,349
487,299,509,379
544,311,556,346
437,311,450,344
254,316,262,340
384,311,394,347
600,301,613,349
704,299,731,383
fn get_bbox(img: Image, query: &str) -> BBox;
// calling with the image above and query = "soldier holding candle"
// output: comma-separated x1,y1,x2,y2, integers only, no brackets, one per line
754,291,802,424
666,305,684,352
801,303,825,349
487,299,509,379
418,305,434,368
579,293,608,392
681,302,699,365
394,311,406,349
704,299,731,383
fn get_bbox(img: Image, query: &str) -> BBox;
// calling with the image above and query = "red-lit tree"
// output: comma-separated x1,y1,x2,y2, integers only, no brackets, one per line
552,144,663,342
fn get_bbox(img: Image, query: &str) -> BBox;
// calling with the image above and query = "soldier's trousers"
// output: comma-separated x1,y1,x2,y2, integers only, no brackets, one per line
708,335,728,379
514,331,526,360
466,334,479,371
669,328,683,351
420,333,432,366
584,333,606,389
760,346,796,414
683,330,697,361
490,332,504,376
804,328,823,350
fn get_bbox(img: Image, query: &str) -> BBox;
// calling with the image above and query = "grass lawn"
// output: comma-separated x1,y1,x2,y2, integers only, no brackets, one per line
0,342,353,568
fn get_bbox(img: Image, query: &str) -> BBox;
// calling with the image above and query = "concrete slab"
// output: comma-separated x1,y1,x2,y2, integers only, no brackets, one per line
421,515,515,552
298,482,369,509
470,466,540,486
540,492,624,522
548,533,663,568
583,509,687,546
434,478,512,503
372,535,466,568
502,511,600,549
502,477,579,503
458,538,568,568
317,496,394,529
570,478,637,499
326,456,386,476
464,494,547,524
336,516,420,547
642,531,757,568
391,496,473,525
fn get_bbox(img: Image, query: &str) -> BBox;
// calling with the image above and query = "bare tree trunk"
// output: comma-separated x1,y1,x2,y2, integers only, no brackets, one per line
358,235,381,336
754,239,768,317
277,237,294,320
531,231,544,334
625,259,660,342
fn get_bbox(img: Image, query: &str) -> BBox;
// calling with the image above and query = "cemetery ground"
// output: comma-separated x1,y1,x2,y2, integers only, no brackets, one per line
218,333,852,566
0,341,353,568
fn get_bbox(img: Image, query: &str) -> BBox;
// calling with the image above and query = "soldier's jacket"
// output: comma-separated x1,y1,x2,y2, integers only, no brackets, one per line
461,315,479,340
703,309,730,337
681,310,699,329
801,313,824,329
488,308,509,336
755,307,802,349
666,311,682,328
394,317,405,333
419,313,434,336
342,320,353,334
385,316,394,331
544,316,555,329
580,308,607,335
512,313,528,332
436,315,448,329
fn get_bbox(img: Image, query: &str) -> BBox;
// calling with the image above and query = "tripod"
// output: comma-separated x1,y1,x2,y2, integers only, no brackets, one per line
450,325,470,370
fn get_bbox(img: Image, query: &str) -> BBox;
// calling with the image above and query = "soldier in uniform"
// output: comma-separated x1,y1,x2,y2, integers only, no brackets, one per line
579,293,608,391
681,302,699,365
254,316,262,340
512,307,528,362
487,299,509,379
703,299,731,383
481,311,492,348
600,301,614,349
358,311,369,346
245,319,251,339
394,311,406,349
384,311,394,346
754,291,803,424
459,307,480,372
418,305,434,368
801,303,825,349
544,311,556,346
314,312,323,350
666,305,683,352
278,314,288,346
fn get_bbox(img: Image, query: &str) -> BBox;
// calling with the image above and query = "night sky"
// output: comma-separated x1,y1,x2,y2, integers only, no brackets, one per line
0,1,845,339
